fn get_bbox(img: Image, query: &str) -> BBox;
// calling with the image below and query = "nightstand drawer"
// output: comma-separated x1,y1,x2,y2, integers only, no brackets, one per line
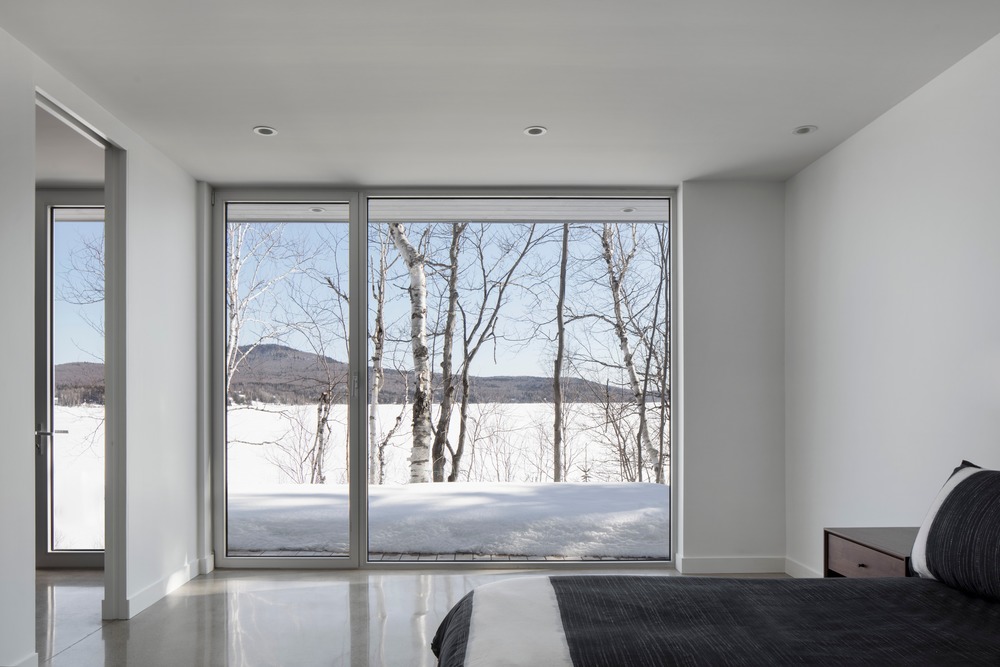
826,534,907,578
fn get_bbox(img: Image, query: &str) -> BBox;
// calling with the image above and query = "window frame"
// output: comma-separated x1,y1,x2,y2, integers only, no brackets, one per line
211,188,363,569
210,187,676,570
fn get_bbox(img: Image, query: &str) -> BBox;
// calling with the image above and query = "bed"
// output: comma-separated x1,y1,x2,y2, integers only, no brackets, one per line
432,461,1000,666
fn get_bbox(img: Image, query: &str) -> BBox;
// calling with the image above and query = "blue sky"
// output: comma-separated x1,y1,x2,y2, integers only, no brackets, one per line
231,215,668,381
52,220,104,366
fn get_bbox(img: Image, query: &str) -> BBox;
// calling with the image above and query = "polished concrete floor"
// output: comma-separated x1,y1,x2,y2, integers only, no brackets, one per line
37,566,784,666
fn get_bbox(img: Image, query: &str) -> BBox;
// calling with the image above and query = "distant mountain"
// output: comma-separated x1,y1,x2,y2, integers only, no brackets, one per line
53,362,104,406
53,343,642,406
229,344,634,405
54,361,104,386
228,344,350,405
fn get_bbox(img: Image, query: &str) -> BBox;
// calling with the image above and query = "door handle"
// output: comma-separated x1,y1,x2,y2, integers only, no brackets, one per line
34,428,69,454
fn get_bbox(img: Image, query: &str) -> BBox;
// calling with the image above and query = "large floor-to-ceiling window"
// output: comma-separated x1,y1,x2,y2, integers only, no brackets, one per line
214,191,671,565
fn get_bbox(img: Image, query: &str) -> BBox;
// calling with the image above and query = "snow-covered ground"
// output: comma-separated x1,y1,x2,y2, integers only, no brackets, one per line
229,482,670,557
52,404,671,558
51,406,105,550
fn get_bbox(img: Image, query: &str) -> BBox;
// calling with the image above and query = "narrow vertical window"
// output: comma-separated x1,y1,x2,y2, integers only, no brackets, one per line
50,206,106,552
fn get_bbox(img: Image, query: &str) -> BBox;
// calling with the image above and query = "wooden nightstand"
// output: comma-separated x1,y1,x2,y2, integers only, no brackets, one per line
824,527,919,578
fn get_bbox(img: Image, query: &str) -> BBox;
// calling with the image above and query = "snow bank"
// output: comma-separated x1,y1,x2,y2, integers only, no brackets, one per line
229,482,669,558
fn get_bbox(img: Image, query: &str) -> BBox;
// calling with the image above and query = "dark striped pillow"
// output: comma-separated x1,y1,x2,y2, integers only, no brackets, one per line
911,460,1000,600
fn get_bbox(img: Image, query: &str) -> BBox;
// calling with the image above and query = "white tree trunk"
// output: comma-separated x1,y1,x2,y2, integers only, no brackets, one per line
368,239,388,485
553,223,569,482
601,223,661,480
433,223,464,482
388,222,433,483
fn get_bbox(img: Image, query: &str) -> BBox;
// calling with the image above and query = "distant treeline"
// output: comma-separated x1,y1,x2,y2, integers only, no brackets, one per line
53,362,105,406
54,346,647,408
55,385,105,406
229,373,641,406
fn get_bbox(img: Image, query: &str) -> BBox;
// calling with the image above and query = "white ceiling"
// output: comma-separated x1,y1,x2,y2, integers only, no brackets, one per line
8,0,1000,188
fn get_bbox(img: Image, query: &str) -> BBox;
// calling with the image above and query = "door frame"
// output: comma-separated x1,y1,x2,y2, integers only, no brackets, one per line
34,188,105,569
211,188,363,568
34,92,130,619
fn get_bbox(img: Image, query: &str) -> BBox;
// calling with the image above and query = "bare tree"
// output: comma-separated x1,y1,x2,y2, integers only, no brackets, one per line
59,228,106,342
552,222,569,482
388,222,433,484
430,223,466,481
600,223,663,482
369,230,390,484
225,222,298,397
368,226,411,485
263,406,328,484
450,223,543,482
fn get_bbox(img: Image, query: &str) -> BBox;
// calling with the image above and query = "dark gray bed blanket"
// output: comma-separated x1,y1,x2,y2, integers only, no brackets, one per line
432,575,1000,666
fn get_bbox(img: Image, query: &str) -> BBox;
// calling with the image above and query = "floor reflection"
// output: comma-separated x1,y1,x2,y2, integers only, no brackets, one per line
36,569,105,663
40,566,690,666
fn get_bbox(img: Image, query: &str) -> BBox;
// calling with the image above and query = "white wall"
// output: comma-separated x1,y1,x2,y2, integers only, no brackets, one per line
30,61,201,616
785,33,1000,577
0,27,40,667
677,181,786,573
0,37,199,640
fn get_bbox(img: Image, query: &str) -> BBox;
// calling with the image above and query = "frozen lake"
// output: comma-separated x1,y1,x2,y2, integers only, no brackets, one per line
52,403,670,557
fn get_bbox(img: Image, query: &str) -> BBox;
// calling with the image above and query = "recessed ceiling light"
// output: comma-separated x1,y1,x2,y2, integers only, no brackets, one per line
252,125,278,137
524,126,547,136
309,207,326,213
621,207,637,213
792,125,818,135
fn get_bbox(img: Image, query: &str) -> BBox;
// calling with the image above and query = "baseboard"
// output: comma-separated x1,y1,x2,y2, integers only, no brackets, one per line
784,557,822,579
102,596,129,620
675,555,786,574
127,558,200,618
4,652,38,667
197,553,215,575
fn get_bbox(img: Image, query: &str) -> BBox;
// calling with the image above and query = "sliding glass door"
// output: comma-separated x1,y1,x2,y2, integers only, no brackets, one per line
215,192,359,564
214,191,671,566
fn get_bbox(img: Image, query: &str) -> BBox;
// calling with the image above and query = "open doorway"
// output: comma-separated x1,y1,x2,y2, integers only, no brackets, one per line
34,101,107,661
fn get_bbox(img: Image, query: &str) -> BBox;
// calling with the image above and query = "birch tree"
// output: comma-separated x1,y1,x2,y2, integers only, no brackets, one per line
369,230,390,484
388,222,433,484
368,226,411,485
430,223,466,482
600,223,664,482
552,222,569,482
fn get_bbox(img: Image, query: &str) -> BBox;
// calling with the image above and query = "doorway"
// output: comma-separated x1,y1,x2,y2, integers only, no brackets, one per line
33,98,118,657
34,102,107,569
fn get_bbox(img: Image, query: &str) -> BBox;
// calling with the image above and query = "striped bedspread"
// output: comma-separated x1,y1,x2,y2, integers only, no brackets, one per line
432,575,1000,666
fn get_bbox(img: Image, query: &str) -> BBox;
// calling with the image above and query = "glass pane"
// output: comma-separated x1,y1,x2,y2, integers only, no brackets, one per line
224,202,351,557
51,207,105,551
366,197,671,562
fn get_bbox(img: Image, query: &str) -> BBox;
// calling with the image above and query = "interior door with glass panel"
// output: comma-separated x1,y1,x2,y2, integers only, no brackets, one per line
35,193,106,567
215,193,359,566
